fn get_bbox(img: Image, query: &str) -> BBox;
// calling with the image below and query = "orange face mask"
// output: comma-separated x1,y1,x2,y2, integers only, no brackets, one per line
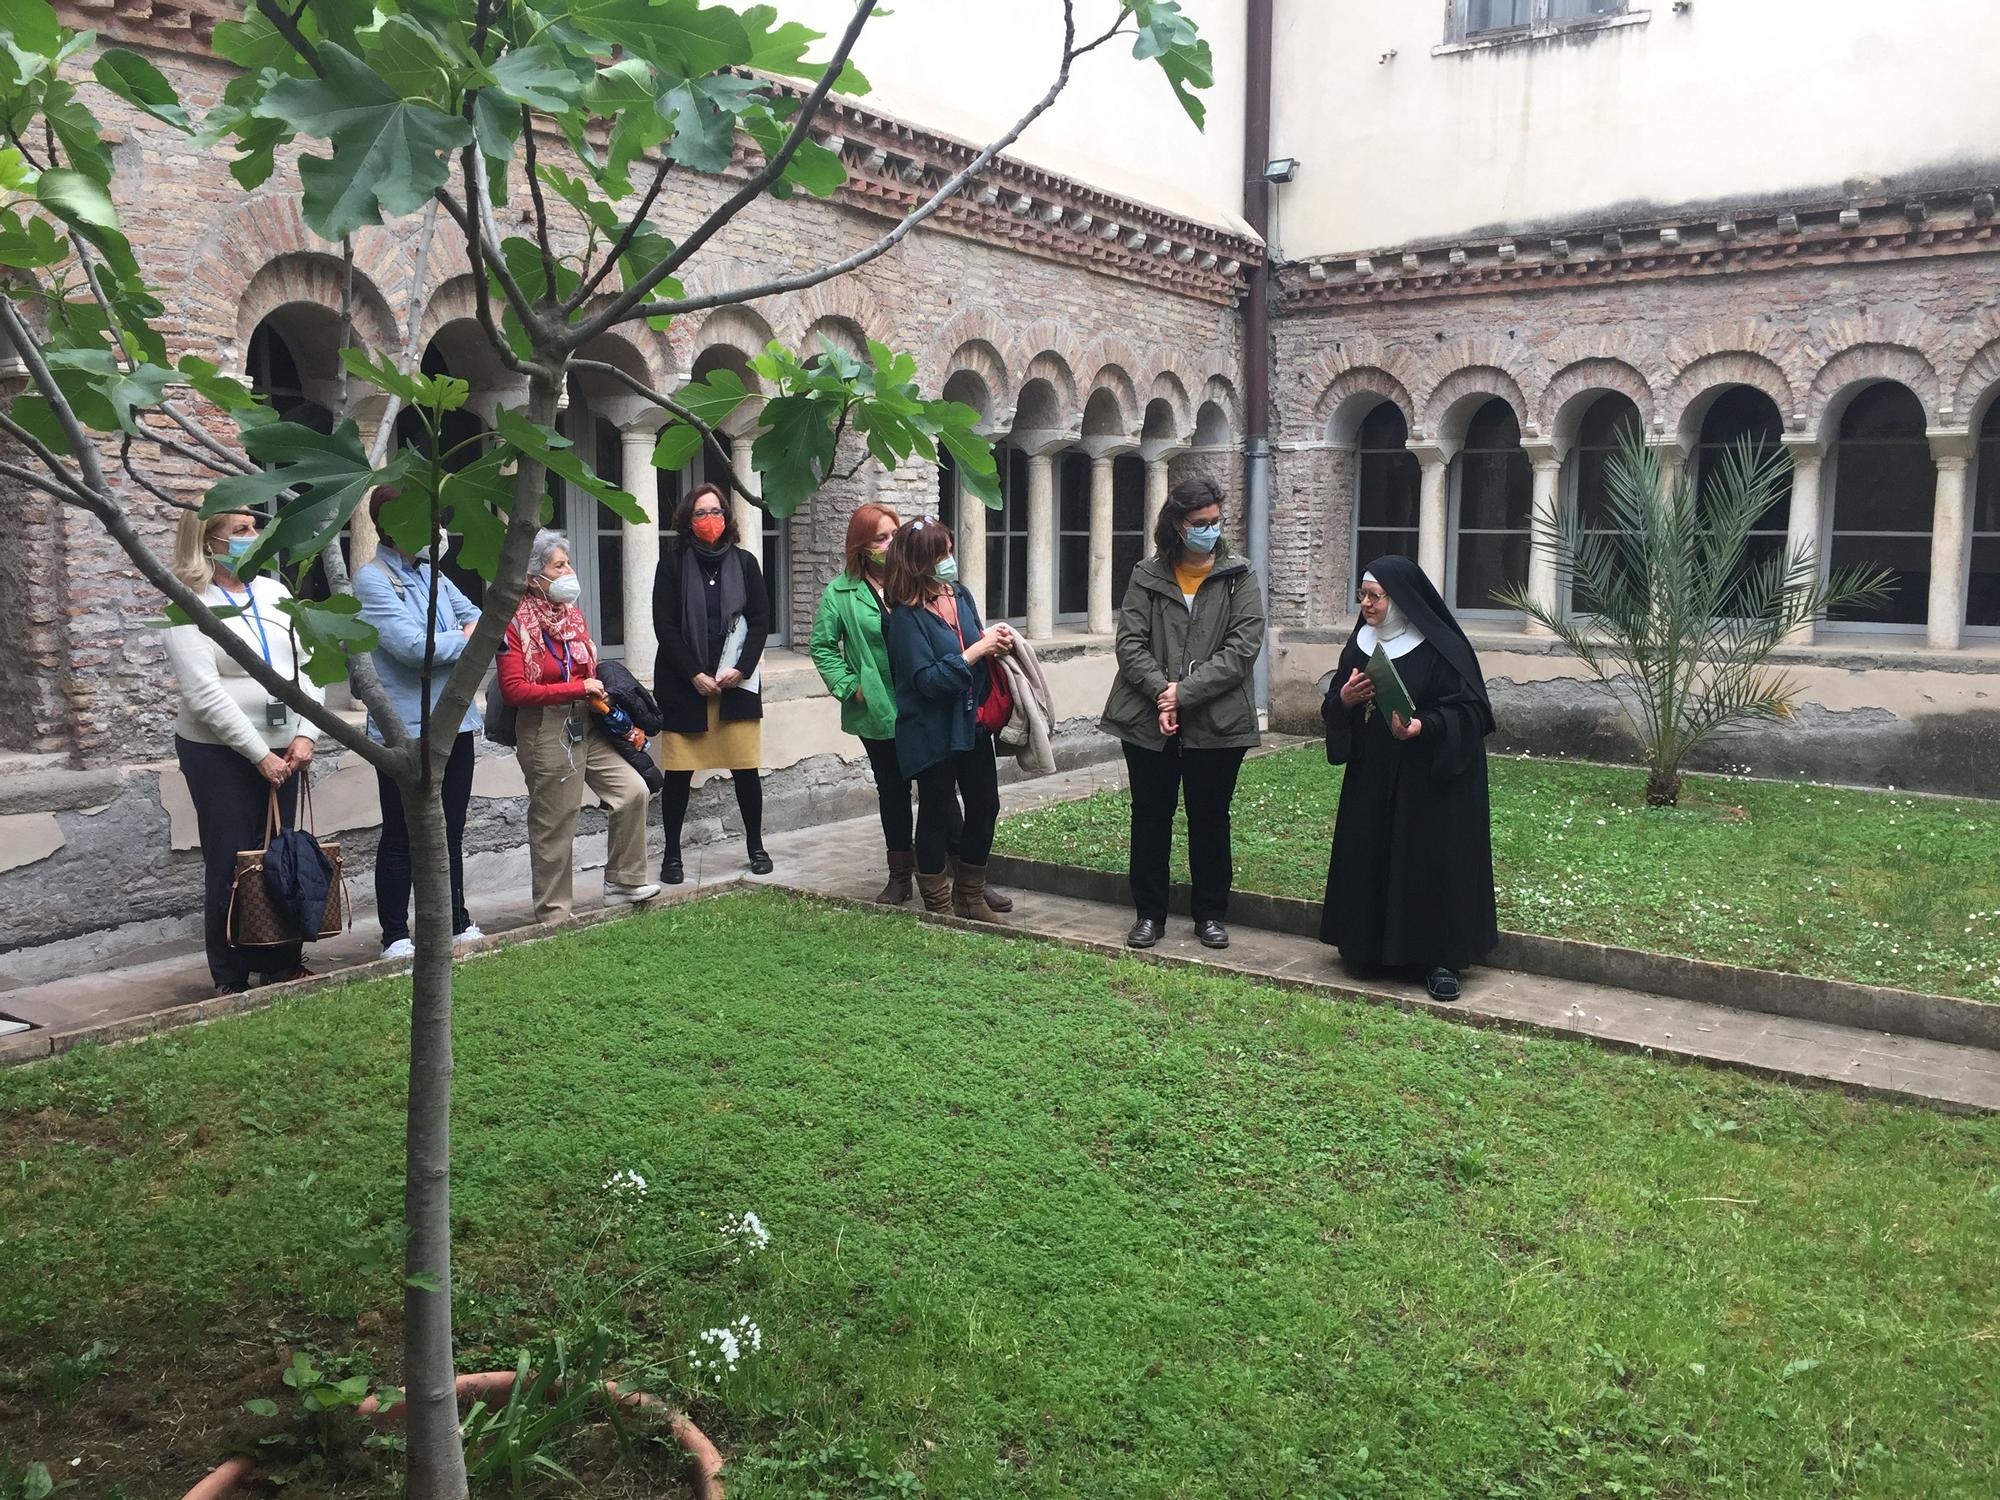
691,513,727,545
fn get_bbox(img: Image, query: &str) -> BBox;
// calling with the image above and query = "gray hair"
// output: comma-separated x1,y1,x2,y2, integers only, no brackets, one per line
528,528,570,578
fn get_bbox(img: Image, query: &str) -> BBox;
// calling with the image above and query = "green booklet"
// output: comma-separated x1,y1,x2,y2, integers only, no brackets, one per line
1365,643,1416,721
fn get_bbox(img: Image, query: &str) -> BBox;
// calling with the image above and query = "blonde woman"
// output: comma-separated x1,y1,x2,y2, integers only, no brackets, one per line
162,508,325,995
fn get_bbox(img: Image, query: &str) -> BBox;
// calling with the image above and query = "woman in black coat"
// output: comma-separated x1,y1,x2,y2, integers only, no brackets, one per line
880,515,1016,921
1320,554,1499,1001
652,483,771,882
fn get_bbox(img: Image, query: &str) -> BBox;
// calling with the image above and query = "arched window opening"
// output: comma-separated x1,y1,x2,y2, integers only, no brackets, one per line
247,320,335,435
1829,382,1935,627
1057,450,1091,621
1694,386,1792,589
393,340,492,606
985,446,1031,623
1111,454,1147,605
1450,399,1532,613
1351,401,1419,598
1566,392,1645,610
1970,401,2000,630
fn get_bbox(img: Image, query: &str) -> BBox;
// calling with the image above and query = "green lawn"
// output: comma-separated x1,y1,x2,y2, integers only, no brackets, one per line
996,750,2000,1001
3,891,1997,1497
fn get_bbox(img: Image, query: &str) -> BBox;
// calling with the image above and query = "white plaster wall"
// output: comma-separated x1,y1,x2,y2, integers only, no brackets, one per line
1270,0,2000,253
782,0,1249,233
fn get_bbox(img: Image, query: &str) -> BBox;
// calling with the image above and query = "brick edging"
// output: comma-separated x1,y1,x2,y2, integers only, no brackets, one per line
983,855,2000,1052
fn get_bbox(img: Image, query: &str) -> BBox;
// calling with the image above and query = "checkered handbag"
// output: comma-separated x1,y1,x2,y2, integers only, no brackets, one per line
227,780,347,947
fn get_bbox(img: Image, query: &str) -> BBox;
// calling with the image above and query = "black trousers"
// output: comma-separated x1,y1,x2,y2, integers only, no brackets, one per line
860,735,962,857
176,736,302,991
661,769,763,851
914,735,998,876
1123,739,1248,923
374,729,477,945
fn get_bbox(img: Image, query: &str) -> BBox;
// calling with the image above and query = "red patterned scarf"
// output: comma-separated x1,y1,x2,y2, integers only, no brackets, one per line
511,589,594,685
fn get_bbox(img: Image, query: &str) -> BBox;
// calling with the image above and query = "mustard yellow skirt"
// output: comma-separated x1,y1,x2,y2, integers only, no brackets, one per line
656,697,762,772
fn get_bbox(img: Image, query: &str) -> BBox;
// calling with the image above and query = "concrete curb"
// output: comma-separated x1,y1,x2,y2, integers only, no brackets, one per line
0,879,744,1068
984,854,2000,1052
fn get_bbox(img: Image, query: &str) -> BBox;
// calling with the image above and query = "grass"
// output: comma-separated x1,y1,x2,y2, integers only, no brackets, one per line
995,750,2000,1001
2,890,1998,1497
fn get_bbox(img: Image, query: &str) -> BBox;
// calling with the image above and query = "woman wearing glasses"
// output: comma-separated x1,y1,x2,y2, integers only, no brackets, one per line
652,483,772,882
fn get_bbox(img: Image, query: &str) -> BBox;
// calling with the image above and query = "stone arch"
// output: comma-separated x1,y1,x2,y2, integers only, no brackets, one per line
1195,374,1241,445
938,338,1010,426
1423,365,1528,452
1018,346,1081,430
1315,366,1417,445
1288,335,1424,439
1143,369,1194,438
1664,350,1799,446
923,307,1016,399
1808,343,1942,443
802,314,869,362
1950,331,2000,431
1009,375,1068,435
688,304,780,373
1664,319,1806,404
1081,362,1140,436
232,252,399,381
1419,335,1529,424
185,193,406,359
1542,359,1654,458
785,280,887,352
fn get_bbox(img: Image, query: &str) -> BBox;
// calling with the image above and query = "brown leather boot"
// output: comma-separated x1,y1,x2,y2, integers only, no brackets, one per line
945,852,1011,910
951,863,1007,922
874,850,916,905
915,871,954,914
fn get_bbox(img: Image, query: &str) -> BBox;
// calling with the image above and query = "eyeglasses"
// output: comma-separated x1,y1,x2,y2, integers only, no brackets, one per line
1358,589,1387,604
691,507,726,519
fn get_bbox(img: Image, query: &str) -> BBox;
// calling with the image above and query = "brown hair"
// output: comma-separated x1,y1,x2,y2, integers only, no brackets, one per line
883,516,954,607
842,503,901,578
1153,476,1225,562
669,483,739,551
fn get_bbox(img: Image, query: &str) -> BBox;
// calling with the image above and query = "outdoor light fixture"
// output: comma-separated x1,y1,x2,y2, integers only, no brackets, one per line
1261,157,1299,184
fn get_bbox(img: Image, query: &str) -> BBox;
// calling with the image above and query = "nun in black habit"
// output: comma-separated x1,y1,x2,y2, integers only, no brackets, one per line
1319,555,1499,1001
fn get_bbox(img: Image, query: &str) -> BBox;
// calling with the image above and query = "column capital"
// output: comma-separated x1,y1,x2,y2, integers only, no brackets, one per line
1927,427,1975,465
1779,432,1827,457
1520,438,1562,471
1013,428,1080,458
1406,439,1454,467
1080,435,1139,461
617,406,672,438
1138,439,1189,463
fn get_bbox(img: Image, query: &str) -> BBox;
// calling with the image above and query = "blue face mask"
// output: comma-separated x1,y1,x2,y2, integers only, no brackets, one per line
216,536,255,564
1183,523,1221,555
934,555,959,584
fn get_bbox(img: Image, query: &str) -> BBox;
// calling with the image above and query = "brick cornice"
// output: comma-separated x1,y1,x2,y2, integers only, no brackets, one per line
54,0,1259,308
1279,188,2000,312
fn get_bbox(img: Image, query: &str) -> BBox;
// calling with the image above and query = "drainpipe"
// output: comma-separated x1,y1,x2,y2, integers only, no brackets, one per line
1243,0,1275,722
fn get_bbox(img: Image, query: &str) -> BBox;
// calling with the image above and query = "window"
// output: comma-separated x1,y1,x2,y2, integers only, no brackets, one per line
1828,383,1935,627
985,447,1030,622
1968,403,2000,630
760,507,790,646
1351,402,1420,596
1566,392,1645,611
1057,450,1091,621
935,448,959,534
1694,386,1792,589
247,321,334,435
1450,399,1533,613
1451,0,1631,44
393,340,490,606
1111,455,1147,606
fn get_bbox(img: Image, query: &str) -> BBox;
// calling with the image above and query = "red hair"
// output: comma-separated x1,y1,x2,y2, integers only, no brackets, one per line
842,503,901,577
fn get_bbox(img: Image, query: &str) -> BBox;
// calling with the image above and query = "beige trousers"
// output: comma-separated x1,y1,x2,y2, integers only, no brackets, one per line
515,703,653,921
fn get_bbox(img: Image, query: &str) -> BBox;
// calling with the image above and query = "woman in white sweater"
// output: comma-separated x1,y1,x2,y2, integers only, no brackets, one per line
162,508,325,995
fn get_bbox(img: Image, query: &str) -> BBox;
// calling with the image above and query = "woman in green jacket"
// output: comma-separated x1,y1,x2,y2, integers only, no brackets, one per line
1099,476,1265,951
811,502,1006,909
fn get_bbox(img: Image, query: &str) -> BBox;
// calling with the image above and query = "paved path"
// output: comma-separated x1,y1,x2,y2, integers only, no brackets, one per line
3,755,1996,1112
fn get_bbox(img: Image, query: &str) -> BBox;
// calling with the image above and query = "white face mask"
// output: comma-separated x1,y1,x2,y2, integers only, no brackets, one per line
544,573,582,606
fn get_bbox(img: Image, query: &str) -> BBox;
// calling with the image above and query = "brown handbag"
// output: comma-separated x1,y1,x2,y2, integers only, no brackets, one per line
227,779,348,947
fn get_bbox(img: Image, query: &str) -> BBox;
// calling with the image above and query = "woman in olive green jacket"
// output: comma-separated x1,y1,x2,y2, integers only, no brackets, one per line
1099,477,1265,952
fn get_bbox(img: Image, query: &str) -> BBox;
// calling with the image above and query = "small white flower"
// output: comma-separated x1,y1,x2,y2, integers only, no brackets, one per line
603,1168,648,1198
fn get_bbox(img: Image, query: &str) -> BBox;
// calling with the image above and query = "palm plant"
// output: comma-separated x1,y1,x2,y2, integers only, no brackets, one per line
1497,431,1893,806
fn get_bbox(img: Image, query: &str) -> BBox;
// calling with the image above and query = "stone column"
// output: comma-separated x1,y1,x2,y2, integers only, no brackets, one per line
1652,438,1689,508
1087,454,1116,634
952,457,988,614
1522,439,1562,637
1146,455,1170,538
1407,440,1452,595
1026,450,1055,639
728,438,761,551
620,416,666,681
1927,428,1974,650
343,393,394,569
1781,434,1825,645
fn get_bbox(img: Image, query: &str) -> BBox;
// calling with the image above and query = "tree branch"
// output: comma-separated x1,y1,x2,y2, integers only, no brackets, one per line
567,155,672,310
569,0,879,341
119,433,195,511
0,407,99,506
521,106,562,303
566,356,753,503
614,2,1106,325
0,296,109,493
253,0,323,76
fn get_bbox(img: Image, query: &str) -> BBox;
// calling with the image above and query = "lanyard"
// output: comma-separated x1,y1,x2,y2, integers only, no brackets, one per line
542,631,573,681
214,579,273,666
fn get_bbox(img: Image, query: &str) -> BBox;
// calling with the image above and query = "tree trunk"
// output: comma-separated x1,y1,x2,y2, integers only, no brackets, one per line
401,780,469,1498
1645,766,1682,807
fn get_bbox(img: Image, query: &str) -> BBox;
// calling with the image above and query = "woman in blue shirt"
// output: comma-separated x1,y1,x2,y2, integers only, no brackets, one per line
880,516,1016,921
352,486,485,958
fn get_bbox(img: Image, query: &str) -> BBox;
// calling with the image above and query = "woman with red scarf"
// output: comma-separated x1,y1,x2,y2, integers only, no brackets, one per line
499,528,660,921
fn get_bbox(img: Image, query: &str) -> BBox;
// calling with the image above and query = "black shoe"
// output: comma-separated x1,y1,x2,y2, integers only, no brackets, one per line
1125,917,1163,949
1195,919,1229,950
747,849,774,876
1426,967,1461,1002
660,855,684,885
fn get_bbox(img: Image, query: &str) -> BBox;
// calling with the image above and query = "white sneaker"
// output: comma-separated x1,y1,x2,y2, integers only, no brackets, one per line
381,937,416,960
453,923,484,948
603,881,662,906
